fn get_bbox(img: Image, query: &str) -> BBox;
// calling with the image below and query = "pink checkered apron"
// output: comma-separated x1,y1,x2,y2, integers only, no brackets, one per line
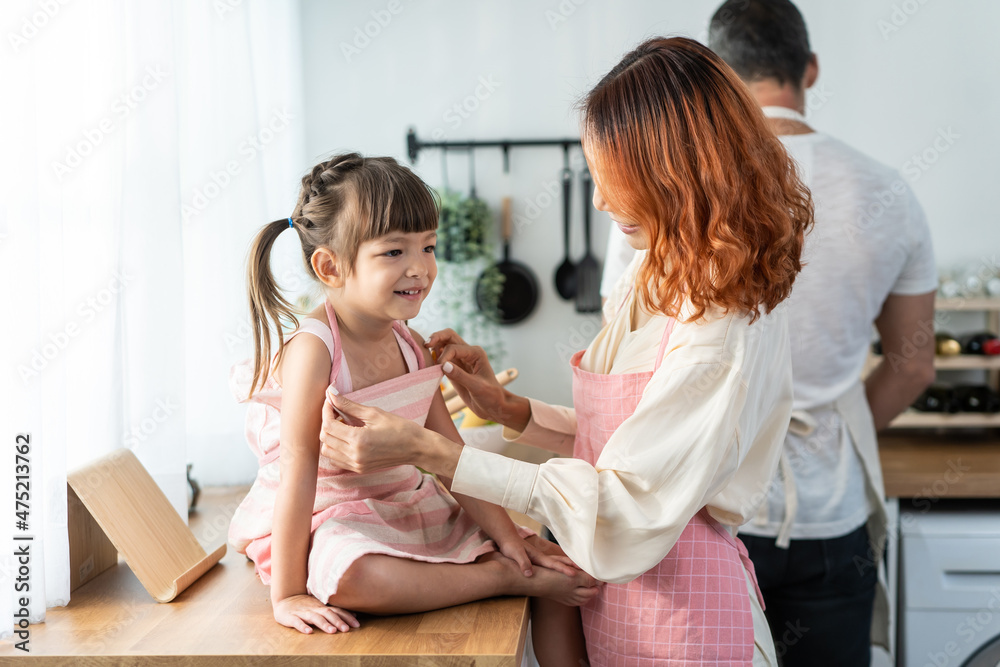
572,317,764,666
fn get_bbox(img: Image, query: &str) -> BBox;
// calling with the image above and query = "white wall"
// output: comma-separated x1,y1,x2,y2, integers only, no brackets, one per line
299,0,1000,410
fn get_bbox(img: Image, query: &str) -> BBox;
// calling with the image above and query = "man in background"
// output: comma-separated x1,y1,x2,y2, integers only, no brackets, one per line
600,2,937,664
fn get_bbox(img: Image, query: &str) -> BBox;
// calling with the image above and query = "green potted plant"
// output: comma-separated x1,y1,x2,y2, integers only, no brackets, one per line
412,189,505,369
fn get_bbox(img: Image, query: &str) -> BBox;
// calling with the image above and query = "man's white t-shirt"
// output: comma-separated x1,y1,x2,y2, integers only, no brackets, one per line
600,131,937,540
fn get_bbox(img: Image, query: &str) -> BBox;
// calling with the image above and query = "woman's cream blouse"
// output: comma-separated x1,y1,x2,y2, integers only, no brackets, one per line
451,251,793,583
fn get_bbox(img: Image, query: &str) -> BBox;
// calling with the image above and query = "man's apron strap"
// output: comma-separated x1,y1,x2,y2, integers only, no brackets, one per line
764,406,830,548
764,383,891,649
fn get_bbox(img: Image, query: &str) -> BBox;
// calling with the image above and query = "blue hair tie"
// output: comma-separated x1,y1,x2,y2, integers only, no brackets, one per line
288,216,294,229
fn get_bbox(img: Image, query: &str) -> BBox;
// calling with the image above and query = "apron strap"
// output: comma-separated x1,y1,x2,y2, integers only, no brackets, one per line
615,285,635,315
391,321,426,371
763,402,843,549
324,300,346,384
616,284,676,373
653,317,676,372
774,451,798,549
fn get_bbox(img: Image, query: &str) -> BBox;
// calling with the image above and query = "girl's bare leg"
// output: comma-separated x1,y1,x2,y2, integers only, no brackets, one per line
530,598,589,667
328,552,596,615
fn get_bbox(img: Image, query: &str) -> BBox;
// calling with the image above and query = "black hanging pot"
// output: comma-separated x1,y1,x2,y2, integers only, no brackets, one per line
476,197,539,325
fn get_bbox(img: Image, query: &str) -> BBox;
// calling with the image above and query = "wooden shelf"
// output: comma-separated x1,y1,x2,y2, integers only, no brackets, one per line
879,432,1000,498
934,297,1000,311
934,355,1000,370
890,411,1000,428
879,298,1000,431
870,354,1000,370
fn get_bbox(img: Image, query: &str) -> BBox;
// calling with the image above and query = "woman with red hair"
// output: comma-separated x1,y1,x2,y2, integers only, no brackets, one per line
321,37,812,665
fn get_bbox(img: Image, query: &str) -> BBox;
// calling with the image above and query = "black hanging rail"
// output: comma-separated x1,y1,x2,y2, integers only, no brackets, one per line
406,128,581,172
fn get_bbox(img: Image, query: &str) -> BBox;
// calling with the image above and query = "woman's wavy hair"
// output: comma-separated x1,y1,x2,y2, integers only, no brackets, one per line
244,153,438,397
582,36,813,323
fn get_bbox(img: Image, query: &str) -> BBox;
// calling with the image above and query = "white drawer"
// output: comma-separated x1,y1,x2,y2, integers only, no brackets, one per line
902,535,1000,610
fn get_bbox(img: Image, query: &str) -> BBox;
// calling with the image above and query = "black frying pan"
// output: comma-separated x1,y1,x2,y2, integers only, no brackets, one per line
476,197,539,324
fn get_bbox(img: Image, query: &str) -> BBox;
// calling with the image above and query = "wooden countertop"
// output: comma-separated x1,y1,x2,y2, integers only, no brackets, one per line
0,487,532,666
8,435,996,664
879,430,1000,498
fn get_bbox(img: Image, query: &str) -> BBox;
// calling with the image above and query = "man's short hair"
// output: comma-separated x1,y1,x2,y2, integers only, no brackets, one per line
708,0,811,88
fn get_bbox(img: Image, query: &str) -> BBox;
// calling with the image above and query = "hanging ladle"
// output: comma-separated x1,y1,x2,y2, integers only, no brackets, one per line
554,144,577,300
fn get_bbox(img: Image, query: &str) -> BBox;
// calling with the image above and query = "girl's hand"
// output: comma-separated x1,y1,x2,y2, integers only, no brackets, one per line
425,329,504,422
524,533,576,564
273,594,360,634
497,535,586,580
320,390,424,473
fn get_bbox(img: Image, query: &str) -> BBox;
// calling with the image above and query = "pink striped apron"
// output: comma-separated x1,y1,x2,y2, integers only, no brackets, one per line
573,316,764,666
231,301,498,599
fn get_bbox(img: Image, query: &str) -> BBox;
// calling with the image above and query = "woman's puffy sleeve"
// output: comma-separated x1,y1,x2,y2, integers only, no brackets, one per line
452,356,749,583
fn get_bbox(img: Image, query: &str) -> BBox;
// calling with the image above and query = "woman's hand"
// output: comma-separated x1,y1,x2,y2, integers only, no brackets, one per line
320,390,427,473
497,535,586,580
425,329,515,425
273,594,359,634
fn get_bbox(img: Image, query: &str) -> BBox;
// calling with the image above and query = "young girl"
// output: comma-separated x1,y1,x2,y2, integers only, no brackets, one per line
228,153,597,635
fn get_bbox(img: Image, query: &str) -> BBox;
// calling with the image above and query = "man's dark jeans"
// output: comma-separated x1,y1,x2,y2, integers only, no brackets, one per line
741,525,878,666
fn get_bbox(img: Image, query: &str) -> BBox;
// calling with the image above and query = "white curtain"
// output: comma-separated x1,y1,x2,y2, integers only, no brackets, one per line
0,0,304,635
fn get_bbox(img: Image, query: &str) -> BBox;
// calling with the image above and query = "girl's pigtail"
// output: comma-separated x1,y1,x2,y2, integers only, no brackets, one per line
246,218,300,399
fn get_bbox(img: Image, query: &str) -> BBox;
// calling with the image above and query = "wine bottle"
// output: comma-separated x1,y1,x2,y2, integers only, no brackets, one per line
912,385,960,413
953,385,1000,413
935,333,962,356
959,332,1000,356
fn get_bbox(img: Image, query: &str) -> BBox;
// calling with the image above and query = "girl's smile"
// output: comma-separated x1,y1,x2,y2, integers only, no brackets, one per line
393,287,426,301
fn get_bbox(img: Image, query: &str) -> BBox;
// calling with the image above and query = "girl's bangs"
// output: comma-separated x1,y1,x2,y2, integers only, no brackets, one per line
357,170,439,243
